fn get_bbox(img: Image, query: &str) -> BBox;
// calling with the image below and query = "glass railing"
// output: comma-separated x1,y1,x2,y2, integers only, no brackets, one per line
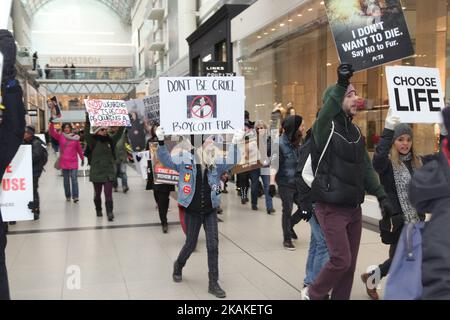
36,67,137,80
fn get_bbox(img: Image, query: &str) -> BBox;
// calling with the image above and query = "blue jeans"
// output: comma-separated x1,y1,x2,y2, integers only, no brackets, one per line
249,169,273,210
63,169,79,199
114,163,128,189
304,214,329,286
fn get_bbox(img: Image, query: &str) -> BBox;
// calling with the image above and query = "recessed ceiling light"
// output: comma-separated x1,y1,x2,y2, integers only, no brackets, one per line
297,14,302,17
320,1,324,4
280,23,285,27
308,8,313,11
271,28,276,31
326,63,332,67
264,32,268,35
257,36,262,39
288,19,293,22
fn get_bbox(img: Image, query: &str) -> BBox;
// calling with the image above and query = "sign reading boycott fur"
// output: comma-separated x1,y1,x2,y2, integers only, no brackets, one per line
386,66,445,123
85,99,131,128
159,77,245,135
0,145,34,222
325,0,414,72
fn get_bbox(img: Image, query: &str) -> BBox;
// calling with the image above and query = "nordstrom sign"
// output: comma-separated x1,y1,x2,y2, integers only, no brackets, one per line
49,56,102,65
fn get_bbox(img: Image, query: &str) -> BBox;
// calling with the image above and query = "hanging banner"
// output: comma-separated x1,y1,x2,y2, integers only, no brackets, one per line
159,77,245,135
85,99,131,128
149,142,179,185
0,145,34,222
324,0,414,72
385,66,445,124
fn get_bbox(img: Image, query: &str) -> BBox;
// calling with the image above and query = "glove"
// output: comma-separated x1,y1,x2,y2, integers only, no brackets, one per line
378,196,394,219
337,63,354,88
155,126,165,142
301,210,313,223
385,108,401,130
81,159,85,166
28,201,37,212
232,129,246,144
269,185,277,198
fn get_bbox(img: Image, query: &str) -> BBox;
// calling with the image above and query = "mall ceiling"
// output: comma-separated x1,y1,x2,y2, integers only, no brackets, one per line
20,0,136,23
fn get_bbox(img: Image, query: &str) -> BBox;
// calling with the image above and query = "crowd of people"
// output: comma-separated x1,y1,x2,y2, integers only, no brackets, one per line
1,26,450,301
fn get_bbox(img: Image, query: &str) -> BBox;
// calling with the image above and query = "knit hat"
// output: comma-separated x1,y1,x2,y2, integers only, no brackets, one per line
92,126,108,135
393,123,413,141
25,125,36,135
442,106,450,133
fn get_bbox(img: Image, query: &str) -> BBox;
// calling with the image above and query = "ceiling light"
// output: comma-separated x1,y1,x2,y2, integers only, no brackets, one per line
280,23,285,27
308,8,313,11
271,28,276,31
297,14,302,17
257,36,262,39
320,1,324,4
288,19,293,22
326,63,332,67
264,32,268,35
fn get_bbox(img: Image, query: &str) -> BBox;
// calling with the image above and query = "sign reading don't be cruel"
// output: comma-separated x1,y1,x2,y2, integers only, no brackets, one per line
159,77,245,135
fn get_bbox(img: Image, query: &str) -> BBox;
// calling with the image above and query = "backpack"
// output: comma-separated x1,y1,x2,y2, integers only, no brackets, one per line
384,222,425,300
33,137,48,170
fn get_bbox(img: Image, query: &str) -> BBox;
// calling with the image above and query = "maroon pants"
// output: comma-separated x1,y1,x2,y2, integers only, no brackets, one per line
308,202,362,300
93,182,113,202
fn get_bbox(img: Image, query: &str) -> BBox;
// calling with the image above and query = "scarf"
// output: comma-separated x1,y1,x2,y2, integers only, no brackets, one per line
391,152,420,223
63,133,80,141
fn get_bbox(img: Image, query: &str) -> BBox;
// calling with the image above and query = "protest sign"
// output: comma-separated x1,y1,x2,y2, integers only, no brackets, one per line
149,142,179,185
159,77,245,135
385,66,445,124
0,145,34,222
231,136,262,175
85,99,131,128
325,0,414,72
48,96,62,119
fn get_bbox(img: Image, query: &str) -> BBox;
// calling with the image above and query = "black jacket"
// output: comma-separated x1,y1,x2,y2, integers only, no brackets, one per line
24,136,47,178
0,83,26,183
409,151,450,300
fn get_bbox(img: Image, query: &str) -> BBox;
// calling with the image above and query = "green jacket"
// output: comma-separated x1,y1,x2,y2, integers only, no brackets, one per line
85,118,124,183
312,84,386,199
114,130,129,164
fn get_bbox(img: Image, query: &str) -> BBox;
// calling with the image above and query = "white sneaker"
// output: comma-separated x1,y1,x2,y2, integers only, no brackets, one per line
301,286,310,300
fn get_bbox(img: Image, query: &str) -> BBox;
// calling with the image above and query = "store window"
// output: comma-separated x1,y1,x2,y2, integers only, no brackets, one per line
238,0,448,155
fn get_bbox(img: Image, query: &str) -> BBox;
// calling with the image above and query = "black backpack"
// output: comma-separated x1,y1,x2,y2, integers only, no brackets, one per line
33,137,48,170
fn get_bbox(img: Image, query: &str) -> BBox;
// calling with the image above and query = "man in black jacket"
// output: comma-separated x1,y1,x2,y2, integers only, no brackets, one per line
0,29,27,300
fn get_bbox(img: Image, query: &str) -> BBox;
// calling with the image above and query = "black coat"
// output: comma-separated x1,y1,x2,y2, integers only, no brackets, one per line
0,83,26,183
409,151,450,300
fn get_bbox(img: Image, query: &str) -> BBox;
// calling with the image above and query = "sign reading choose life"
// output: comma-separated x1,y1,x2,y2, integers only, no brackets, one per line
386,66,445,124
85,99,131,128
159,77,245,135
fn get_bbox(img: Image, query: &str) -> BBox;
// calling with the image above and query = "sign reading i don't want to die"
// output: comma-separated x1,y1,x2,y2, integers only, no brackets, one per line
159,77,245,135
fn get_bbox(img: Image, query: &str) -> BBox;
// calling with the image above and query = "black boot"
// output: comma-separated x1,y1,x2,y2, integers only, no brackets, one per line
208,272,226,298
105,201,114,222
173,260,184,283
94,199,102,217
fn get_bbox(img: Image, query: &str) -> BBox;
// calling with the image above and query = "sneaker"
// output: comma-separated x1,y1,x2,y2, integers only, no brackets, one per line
361,273,379,300
283,240,296,251
73,198,79,203
291,227,298,240
267,208,276,215
301,286,310,300
123,187,129,194
252,205,258,211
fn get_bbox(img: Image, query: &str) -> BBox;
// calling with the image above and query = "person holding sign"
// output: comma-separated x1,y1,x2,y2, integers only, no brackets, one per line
301,64,394,300
84,113,124,222
361,108,447,300
0,29,27,300
156,127,244,299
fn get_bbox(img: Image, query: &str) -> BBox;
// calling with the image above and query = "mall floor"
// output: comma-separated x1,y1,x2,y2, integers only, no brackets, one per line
5,152,389,300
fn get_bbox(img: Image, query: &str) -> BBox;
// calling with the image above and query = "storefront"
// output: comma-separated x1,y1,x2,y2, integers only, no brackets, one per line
232,0,448,154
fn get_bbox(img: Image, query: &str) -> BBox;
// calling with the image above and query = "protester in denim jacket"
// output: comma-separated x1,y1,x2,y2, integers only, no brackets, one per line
156,127,244,299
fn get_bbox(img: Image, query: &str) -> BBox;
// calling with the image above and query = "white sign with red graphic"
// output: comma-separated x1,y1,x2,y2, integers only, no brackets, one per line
0,146,34,222
159,77,245,135
85,99,131,128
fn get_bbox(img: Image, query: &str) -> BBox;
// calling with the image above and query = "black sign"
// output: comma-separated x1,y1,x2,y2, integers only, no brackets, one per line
325,0,414,72
202,62,235,77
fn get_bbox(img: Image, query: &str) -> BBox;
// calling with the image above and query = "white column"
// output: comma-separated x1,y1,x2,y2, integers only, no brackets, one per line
178,0,196,58
0,0,13,29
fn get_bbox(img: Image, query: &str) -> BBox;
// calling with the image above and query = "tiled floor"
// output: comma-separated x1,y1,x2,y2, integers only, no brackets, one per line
5,153,390,300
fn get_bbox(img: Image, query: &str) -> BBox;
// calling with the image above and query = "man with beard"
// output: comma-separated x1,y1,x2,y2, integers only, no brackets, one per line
301,63,393,300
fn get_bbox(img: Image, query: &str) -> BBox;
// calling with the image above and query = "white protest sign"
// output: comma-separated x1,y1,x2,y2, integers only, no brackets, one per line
159,77,245,135
0,0,13,29
0,145,34,222
386,66,445,124
85,99,131,128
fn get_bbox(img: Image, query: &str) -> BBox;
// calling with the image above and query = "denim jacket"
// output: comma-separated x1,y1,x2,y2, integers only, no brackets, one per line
157,144,240,209
275,134,300,187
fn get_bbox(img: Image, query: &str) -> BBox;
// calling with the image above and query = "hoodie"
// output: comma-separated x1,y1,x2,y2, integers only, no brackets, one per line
410,151,450,300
